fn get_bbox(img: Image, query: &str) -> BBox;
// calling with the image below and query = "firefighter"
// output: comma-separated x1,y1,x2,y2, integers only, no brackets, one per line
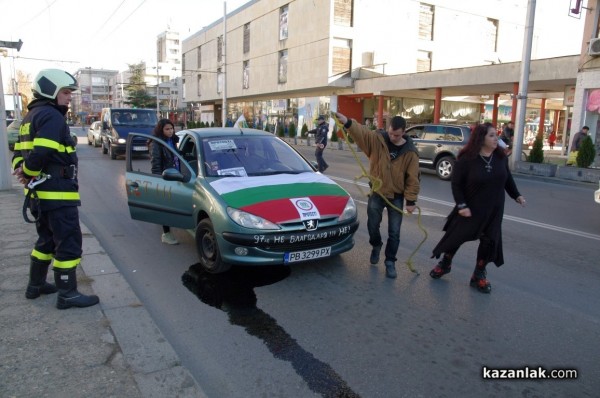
12,69,99,309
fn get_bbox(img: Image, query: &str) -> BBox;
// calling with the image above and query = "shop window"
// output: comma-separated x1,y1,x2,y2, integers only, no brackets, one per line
332,38,352,75
419,3,434,41
280,5,289,41
334,0,353,27
278,50,288,84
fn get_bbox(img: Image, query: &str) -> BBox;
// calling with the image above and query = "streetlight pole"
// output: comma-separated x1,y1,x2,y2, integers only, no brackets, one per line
0,38,23,191
222,1,227,126
156,48,160,118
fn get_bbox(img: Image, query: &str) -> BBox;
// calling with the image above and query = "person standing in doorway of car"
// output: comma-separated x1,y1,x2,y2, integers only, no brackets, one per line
12,69,99,309
429,122,526,293
150,118,180,245
334,112,420,279
308,115,330,172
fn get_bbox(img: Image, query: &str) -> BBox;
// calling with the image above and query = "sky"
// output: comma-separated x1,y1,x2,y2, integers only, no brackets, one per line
0,0,252,86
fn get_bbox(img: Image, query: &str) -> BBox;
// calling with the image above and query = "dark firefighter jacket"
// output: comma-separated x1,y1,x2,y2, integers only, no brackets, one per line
12,99,80,211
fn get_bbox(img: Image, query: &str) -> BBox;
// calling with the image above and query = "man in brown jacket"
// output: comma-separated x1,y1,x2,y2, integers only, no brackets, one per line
334,113,420,278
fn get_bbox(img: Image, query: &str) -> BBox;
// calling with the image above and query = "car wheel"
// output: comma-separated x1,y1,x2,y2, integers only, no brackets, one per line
87,135,92,145
109,144,117,159
94,136,100,147
436,156,454,180
102,140,108,154
196,219,230,274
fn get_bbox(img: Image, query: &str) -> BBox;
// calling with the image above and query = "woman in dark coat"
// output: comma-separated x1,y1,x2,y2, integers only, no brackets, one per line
150,118,180,245
429,122,526,293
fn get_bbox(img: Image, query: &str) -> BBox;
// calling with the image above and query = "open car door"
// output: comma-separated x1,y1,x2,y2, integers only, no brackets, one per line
125,132,197,229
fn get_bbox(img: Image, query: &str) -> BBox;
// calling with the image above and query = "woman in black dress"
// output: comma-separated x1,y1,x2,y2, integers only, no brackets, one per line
429,122,526,293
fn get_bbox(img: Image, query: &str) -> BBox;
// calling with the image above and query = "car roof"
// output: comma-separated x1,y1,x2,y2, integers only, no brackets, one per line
182,127,276,139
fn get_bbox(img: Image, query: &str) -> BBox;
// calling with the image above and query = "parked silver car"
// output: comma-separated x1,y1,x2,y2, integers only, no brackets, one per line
87,121,102,147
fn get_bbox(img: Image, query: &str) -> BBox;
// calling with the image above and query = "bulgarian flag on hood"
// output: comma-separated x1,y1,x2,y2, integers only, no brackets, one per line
210,172,350,223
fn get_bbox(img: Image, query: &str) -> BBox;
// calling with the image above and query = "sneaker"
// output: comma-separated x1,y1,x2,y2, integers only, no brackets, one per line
161,232,179,245
370,244,382,265
384,261,397,279
429,263,452,279
469,270,491,293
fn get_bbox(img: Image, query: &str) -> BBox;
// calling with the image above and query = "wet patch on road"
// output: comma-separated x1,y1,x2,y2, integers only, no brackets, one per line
182,263,360,397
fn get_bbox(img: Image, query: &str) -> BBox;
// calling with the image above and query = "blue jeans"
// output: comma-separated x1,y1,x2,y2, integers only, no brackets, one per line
367,193,404,263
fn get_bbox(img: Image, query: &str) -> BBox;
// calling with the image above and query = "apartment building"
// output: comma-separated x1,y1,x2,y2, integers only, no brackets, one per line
72,68,118,124
182,0,584,136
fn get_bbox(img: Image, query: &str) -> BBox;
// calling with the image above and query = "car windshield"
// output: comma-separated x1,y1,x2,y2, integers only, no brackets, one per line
113,110,157,127
201,135,314,177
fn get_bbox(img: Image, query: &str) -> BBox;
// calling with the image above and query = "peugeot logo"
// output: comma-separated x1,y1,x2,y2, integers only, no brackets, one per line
303,219,318,231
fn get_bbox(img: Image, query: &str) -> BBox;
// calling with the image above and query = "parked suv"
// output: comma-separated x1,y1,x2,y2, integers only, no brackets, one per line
405,124,471,180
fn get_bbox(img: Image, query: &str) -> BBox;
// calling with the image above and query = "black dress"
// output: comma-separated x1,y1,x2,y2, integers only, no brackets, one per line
431,152,521,266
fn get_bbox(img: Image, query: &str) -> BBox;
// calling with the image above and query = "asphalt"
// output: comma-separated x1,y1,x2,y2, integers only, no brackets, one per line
0,181,207,398
0,143,595,398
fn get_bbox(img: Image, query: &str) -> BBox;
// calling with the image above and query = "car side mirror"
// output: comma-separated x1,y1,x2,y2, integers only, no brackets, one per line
162,168,185,182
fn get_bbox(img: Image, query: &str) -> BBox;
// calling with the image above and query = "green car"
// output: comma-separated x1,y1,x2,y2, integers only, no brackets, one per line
7,119,78,151
125,128,359,273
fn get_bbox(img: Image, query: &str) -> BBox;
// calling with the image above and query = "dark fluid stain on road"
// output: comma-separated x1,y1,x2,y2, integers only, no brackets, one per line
182,263,360,398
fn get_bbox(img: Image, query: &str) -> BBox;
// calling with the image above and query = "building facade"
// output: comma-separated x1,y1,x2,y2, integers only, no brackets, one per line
182,0,584,142
72,68,118,124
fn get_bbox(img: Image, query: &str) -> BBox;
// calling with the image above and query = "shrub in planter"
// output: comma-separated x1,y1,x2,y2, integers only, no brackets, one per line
527,134,544,163
265,123,270,132
301,123,308,138
576,135,596,168
330,125,338,142
277,123,285,137
288,122,296,138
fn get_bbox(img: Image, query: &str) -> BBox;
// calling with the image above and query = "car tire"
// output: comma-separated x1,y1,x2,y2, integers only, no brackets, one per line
87,135,92,145
109,144,117,159
436,156,454,180
196,219,230,274
94,136,100,147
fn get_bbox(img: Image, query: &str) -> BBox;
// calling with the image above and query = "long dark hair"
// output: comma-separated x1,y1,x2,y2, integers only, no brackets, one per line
458,122,506,160
153,119,175,140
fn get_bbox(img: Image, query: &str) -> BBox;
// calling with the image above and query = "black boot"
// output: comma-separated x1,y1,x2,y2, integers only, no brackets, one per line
469,260,491,293
26,257,58,299
429,253,453,279
54,268,100,310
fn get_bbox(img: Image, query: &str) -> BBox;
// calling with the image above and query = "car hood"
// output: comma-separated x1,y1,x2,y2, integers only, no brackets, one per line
210,172,350,223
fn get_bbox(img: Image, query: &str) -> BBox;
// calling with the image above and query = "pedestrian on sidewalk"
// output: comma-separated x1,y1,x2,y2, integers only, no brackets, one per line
334,112,420,279
548,131,557,150
308,115,329,172
429,122,526,293
150,118,180,245
12,69,99,309
570,126,589,152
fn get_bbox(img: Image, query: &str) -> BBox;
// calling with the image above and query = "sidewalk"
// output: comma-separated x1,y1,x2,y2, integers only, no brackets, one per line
0,182,206,398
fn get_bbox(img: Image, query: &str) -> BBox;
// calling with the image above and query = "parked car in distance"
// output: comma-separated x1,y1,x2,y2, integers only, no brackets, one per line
405,124,471,180
87,121,102,147
101,108,157,159
125,127,359,274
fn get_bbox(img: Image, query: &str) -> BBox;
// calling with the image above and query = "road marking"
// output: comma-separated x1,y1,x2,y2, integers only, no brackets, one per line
332,176,600,241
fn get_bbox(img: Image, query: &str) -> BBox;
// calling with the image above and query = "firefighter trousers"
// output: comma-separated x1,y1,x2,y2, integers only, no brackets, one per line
31,206,82,270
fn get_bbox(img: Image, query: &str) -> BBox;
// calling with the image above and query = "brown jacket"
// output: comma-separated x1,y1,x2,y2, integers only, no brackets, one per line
345,120,420,202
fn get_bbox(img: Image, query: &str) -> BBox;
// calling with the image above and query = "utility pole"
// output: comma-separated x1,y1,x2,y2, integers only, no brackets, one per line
0,39,23,191
222,1,227,127
510,0,536,170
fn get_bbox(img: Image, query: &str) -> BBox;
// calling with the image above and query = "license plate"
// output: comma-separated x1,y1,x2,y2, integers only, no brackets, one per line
284,247,331,263
133,146,148,151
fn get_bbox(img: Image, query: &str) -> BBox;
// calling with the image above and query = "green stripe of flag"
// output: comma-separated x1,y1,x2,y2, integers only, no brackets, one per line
222,182,347,208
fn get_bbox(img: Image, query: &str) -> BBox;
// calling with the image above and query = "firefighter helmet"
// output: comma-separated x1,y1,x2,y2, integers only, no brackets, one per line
32,69,79,99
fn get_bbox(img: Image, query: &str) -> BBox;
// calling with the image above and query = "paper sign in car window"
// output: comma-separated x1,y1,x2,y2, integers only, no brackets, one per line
208,139,237,151
290,197,321,220
217,167,248,177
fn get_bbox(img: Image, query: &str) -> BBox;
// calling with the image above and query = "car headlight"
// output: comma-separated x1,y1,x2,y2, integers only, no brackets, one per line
227,207,280,230
118,138,126,144
338,197,357,222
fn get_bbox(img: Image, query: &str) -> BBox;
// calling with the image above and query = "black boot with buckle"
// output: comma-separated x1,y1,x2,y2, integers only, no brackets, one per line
430,253,453,279
470,260,492,293
54,268,100,309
